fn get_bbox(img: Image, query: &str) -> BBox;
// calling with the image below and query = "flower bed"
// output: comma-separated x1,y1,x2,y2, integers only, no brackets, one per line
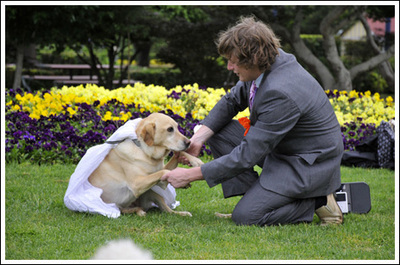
326,90,394,151
5,84,395,164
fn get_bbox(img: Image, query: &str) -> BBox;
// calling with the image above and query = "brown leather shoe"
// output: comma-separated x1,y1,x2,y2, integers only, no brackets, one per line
315,193,343,226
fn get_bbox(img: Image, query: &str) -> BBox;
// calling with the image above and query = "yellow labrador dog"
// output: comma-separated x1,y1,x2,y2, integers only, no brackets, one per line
88,113,203,217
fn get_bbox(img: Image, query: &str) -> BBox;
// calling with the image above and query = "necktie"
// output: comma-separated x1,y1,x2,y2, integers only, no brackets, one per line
249,81,257,110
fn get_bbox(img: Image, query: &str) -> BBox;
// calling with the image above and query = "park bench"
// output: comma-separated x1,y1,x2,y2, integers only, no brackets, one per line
17,63,139,90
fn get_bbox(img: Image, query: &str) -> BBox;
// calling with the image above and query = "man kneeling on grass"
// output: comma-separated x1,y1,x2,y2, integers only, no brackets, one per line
162,16,344,226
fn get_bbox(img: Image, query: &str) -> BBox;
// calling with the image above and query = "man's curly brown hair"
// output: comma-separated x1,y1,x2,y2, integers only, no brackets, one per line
216,16,281,72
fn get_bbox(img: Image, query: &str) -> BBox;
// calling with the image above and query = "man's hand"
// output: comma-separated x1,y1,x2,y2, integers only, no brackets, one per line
178,141,203,165
161,168,191,188
179,124,214,165
161,167,204,189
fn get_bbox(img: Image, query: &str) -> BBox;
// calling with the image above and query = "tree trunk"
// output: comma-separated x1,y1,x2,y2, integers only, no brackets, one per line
359,14,394,92
24,43,37,66
323,35,353,91
320,7,353,91
349,45,394,79
86,40,106,87
134,41,151,67
13,44,24,90
291,38,336,90
284,9,335,90
378,61,394,93
106,44,116,89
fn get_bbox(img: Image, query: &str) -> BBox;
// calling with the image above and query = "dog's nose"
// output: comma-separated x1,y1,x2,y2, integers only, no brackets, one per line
185,140,191,149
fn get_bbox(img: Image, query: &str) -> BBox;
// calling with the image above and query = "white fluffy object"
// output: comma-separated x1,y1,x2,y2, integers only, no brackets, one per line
91,239,153,260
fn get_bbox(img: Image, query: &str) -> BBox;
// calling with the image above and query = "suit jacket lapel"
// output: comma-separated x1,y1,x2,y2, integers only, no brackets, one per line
250,70,269,123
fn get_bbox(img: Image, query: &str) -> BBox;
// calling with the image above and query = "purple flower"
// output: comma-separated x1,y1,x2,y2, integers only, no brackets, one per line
8,122,15,130
13,131,22,139
9,89,377,162
104,124,116,134
168,91,181,100
43,142,52,151
23,132,36,144
25,145,34,152
78,103,92,111
185,113,193,120
8,89,16,97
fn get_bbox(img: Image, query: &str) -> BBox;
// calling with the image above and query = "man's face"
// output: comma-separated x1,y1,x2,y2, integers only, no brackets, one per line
227,56,263,82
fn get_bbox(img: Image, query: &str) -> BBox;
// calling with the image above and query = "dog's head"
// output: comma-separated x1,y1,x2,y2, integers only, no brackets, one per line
136,113,190,152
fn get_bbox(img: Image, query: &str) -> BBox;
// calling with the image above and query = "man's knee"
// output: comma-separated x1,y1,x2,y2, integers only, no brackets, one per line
231,205,260,226
233,207,279,226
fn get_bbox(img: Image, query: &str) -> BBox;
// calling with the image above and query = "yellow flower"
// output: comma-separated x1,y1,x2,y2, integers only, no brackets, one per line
349,90,358,98
67,107,77,116
12,105,21,111
386,96,394,107
29,112,40,120
8,84,395,133
103,111,112,121
373,92,381,101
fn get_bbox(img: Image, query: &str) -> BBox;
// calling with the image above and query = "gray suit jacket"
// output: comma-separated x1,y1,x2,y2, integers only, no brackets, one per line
200,49,343,198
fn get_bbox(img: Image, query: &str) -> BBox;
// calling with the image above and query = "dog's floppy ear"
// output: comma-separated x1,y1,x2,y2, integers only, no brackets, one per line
139,122,156,146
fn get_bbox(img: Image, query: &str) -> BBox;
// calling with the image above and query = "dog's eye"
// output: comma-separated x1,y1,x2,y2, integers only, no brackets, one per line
167,127,174,133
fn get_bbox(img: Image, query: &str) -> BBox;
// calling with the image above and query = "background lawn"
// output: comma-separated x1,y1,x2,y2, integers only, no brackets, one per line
4,162,397,261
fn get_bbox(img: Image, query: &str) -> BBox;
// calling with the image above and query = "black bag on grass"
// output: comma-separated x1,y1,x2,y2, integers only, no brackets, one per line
341,120,395,170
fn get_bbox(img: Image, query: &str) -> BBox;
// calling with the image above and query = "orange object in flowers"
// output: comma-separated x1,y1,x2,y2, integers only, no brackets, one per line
238,117,251,136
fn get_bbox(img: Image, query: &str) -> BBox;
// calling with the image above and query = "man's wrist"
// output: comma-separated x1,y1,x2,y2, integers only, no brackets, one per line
188,167,204,182
191,124,214,145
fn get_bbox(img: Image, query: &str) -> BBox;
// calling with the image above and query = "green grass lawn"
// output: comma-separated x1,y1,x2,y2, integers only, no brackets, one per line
4,162,396,260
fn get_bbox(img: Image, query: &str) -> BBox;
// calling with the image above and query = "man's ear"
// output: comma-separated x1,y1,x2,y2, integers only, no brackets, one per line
139,122,155,146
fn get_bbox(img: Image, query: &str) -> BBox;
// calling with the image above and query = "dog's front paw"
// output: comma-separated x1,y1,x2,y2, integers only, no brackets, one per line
157,180,169,190
188,156,204,167
180,152,204,167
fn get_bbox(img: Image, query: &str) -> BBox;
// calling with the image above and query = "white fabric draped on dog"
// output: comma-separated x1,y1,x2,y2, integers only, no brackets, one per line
64,118,179,218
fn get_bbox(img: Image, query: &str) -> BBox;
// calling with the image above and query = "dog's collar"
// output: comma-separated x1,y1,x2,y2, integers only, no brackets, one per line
132,139,141,147
105,138,141,148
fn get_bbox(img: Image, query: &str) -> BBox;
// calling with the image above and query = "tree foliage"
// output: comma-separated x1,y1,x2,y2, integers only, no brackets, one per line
6,5,395,91
251,5,394,91
6,5,163,89
155,5,394,91
48,6,161,89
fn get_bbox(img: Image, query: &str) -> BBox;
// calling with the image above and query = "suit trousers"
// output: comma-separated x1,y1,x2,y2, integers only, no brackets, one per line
207,120,317,226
